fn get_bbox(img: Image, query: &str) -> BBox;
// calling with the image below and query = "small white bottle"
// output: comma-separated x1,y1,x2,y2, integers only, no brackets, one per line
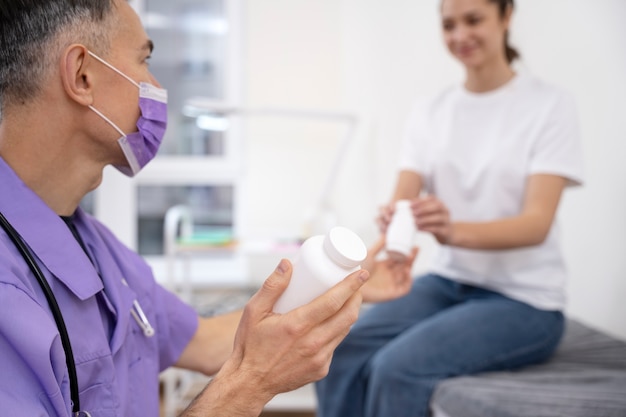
273,226,367,314
386,199,416,262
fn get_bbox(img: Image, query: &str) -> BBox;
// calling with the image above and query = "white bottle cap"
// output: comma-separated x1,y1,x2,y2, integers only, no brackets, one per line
323,226,367,268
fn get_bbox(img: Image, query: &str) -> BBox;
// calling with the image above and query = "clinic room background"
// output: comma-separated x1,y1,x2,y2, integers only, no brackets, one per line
95,0,626,341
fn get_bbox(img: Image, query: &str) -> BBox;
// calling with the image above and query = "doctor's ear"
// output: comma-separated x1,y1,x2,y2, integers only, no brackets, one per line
60,44,95,107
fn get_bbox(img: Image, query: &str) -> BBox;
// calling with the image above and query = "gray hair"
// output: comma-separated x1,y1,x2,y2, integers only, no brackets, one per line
0,0,117,115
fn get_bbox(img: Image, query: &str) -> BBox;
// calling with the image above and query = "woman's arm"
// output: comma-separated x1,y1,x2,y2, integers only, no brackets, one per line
416,174,568,250
393,170,424,201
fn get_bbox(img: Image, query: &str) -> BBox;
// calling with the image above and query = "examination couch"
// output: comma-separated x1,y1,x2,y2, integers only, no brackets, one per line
430,318,626,417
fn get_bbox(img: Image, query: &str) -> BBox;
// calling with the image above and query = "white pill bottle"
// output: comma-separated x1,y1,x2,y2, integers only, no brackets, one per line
385,199,416,262
273,226,367,314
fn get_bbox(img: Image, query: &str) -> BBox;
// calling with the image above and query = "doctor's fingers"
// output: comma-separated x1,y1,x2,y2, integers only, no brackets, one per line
290,269,368,332
263,290,363,387
263,295,360,392
299,290,363,361
245,259,294,317
314,286,363,340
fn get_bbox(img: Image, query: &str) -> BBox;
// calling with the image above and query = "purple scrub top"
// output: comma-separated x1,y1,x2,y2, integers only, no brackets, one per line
0,157,199,416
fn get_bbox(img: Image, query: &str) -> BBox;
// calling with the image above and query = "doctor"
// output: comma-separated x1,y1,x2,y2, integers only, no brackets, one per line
0,0,415,416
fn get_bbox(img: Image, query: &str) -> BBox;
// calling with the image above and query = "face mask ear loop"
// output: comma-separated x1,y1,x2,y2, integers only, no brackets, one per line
87,51,140,89
88,106,127,138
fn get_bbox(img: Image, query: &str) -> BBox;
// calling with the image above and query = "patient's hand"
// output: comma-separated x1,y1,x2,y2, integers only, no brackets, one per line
360,237,417,303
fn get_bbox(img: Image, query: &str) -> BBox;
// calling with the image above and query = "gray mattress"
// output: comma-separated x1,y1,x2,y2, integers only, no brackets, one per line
431,319,626,417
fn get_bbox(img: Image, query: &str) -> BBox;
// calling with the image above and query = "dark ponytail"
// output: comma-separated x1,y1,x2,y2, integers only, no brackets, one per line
491,0,519,63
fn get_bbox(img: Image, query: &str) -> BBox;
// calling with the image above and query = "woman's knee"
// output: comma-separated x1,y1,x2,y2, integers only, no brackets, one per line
366,345,442,386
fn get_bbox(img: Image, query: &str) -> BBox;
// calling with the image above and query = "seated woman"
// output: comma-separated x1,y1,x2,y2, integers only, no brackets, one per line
315,0,585,416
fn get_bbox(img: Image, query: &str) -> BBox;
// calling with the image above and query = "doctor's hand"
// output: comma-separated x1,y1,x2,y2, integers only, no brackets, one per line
360,237,417,303
181,259,368,417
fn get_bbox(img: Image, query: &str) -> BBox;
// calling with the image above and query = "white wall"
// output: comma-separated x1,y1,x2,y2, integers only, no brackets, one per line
240,0,348,240
242,0,626,339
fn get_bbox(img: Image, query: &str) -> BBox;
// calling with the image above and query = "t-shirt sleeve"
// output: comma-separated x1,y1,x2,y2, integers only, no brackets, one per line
154,284,199,371
528,90,585,187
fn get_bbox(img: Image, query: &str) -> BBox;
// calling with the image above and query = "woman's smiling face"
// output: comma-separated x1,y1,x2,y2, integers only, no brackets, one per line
440,0,511,70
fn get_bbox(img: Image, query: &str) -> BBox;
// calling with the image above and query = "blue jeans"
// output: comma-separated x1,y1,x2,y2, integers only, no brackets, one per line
315,274,564,417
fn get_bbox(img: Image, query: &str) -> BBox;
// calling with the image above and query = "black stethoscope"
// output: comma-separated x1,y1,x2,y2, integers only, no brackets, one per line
0,211,154,416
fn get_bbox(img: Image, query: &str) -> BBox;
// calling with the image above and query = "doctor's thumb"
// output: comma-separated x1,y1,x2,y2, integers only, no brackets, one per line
254,259,293,312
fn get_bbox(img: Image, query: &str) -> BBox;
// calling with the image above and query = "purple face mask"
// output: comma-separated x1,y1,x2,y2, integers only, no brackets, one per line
88,51,168,177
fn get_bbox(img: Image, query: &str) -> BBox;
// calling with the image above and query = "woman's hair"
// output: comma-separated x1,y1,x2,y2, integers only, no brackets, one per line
0,0,116,114
489,0,519,63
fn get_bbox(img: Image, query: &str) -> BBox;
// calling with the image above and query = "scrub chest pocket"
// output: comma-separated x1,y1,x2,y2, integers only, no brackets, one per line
74,288,160,416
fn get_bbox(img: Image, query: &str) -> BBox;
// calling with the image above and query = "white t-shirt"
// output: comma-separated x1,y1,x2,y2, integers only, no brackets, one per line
398,73,584,310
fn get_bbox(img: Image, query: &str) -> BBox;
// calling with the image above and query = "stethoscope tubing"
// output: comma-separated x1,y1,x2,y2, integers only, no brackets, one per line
0,212,82,414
